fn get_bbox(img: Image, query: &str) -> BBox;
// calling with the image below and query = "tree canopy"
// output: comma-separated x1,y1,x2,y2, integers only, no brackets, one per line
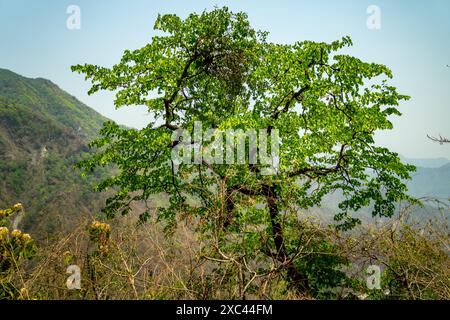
72,7,415,295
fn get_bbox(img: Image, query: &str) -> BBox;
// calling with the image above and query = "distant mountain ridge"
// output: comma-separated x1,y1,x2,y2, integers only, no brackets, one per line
397,155,450,200
0,68,107,141
400,156,450,169
407,163,450,200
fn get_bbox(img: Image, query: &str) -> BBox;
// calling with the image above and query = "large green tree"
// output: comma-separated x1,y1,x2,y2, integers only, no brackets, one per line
72,7,414,295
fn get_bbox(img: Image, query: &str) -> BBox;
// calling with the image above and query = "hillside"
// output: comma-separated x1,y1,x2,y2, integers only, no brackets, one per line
0,68,110,239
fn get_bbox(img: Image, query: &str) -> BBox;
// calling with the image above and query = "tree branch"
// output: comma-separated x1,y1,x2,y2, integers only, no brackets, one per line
427,134,450,145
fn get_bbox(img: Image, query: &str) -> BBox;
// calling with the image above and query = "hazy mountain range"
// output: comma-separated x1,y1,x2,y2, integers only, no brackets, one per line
400,156,450,169
400,156,450,200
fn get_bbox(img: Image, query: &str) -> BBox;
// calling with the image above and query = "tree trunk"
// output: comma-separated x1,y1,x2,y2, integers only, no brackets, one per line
265,185,309,294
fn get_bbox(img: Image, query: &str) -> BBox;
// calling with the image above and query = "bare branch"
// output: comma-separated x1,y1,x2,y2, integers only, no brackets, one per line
427,134,450,145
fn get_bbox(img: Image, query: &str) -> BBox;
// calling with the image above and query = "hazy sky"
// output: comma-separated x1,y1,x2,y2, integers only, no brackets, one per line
1,0,449,159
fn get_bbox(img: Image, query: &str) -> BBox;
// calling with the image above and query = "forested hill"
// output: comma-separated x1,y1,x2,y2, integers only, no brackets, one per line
0,68,110,239
0,68,107,141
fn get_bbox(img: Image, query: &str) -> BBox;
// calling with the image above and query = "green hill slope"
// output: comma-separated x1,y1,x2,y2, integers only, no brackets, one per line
0,68,110,239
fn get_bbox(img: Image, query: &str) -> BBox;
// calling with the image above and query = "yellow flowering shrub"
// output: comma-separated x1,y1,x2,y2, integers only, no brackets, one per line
0,203,22,221
0,203,36,299
88,220,111,255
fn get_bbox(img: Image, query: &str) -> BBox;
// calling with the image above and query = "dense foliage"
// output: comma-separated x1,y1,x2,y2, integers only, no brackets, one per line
72,7,417,296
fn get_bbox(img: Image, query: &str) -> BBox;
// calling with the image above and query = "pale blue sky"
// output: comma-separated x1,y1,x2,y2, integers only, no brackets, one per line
0,0,449,159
